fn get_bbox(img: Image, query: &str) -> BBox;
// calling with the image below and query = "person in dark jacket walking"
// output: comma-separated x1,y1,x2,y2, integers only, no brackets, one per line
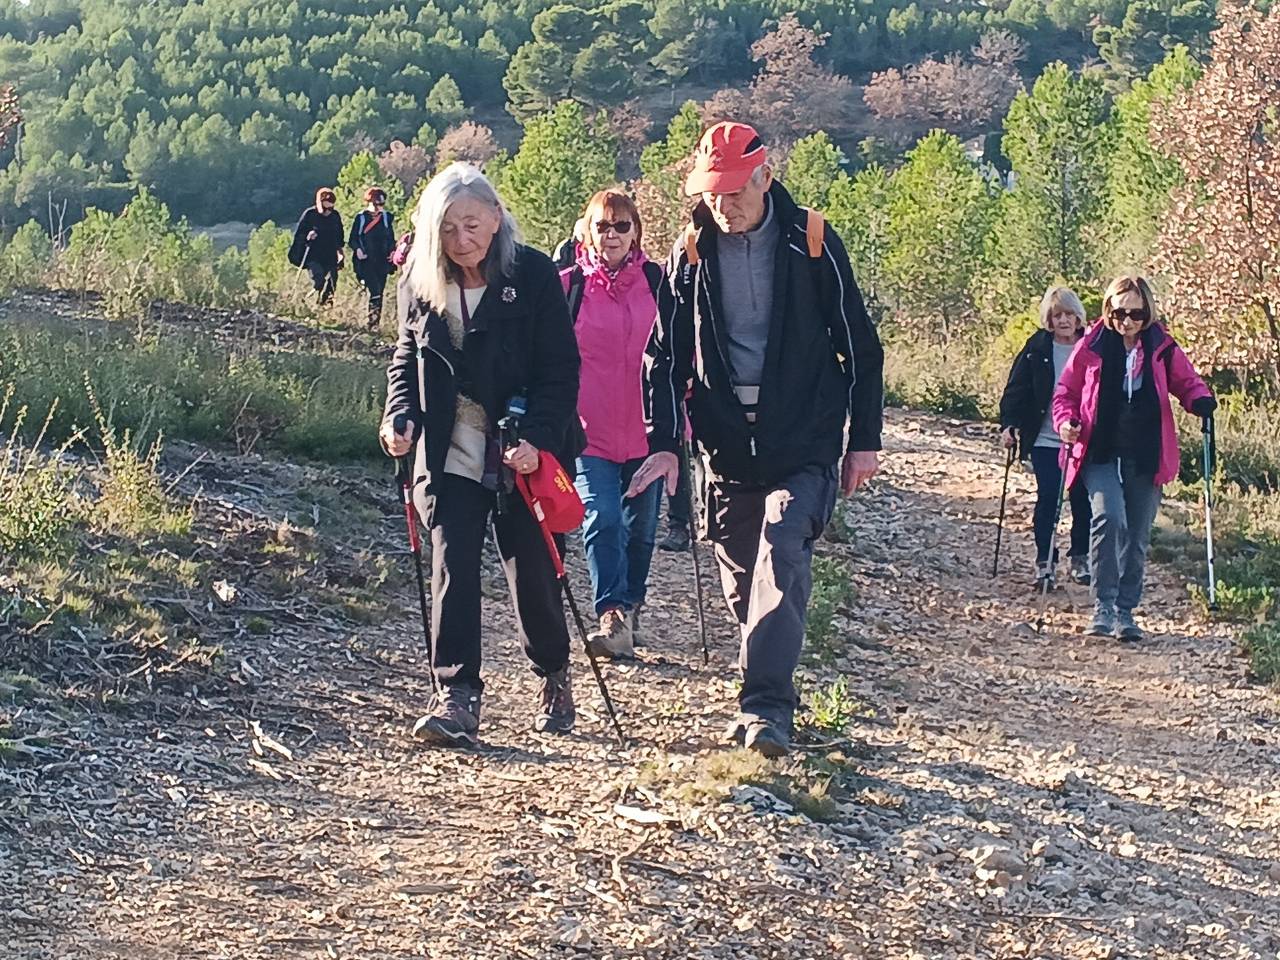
627,121,884,757
380,162,584,747
290,187,344,304
350,186,397,330
998,285,1092,589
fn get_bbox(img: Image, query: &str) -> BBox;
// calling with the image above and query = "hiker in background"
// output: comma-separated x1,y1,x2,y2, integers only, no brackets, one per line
627,121,884,757
562,189,663,660
1054,275,1215,642
350,186,397,330
553,216,586,269
658,427,693,553
290,187,344,304
380,162,584,747
998,285,1093,590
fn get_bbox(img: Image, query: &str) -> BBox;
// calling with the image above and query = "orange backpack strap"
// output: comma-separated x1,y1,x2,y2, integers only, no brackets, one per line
805,208,825,259
682,223,700,265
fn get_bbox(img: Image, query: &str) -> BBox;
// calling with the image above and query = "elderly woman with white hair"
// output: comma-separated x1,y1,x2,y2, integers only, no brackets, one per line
380,162,583,747
998,285,1094,590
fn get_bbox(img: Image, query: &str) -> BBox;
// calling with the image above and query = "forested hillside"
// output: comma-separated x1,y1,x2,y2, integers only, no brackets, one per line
0,0,1221,225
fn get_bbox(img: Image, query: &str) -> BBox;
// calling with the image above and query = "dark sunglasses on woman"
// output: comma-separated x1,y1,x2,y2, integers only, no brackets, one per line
595,219,632,235
1112,308,1149,323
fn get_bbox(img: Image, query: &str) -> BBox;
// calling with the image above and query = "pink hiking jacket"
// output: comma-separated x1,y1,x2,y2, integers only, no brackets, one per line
1052,321,1212,490
561,249,659,464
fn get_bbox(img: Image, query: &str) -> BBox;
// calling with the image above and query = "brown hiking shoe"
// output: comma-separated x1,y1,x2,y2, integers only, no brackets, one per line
411,686,481,747
534,667,575,734
587,608,634,660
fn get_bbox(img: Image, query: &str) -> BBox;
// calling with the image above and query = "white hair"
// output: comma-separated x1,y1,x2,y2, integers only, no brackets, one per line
404,162,520,314
1039,285,1086,330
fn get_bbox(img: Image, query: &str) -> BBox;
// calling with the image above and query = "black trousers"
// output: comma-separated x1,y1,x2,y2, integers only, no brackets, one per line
429,473,571,692
307,261,338,304
667,452,691,529
359,265,390,327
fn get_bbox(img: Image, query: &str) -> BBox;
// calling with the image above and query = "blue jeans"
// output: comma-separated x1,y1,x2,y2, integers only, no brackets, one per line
574,456,662,615
1029,445,1092,565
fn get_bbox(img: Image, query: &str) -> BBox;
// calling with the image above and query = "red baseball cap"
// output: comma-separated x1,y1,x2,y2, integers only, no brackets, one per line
684,121,768,197
518,451,585,533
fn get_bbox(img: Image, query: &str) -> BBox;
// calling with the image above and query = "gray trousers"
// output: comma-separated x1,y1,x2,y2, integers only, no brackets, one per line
1082,459,1162,614
706,464,838,725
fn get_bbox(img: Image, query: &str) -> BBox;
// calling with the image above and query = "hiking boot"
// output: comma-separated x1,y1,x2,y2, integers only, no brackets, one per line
533,667,575,734
630,604,646,648
659,526,690,552
1034,560,1056,592
1115,609,1144,642
412,685,480,747
724,714,749,746
1089,604,1117,637
587,607,634,660
744,719,791,758
1069,555,1091,585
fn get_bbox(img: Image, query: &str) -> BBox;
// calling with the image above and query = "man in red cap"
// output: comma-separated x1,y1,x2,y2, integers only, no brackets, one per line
628,120,883,757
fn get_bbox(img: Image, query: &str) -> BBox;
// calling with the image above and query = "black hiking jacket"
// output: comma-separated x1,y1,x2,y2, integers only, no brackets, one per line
290,207,345,269
349,209,397,281
999,329,1081,461
382,245,584,523
643,181,883,487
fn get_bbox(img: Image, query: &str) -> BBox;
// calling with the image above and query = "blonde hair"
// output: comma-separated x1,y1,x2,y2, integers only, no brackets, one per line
1100,275,1158,333
579,188,643,258
404,162,520,314
1039,285,1086,330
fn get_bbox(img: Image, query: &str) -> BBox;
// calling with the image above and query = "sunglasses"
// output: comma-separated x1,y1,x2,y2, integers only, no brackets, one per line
1112,308,1149,324
595,219,633,236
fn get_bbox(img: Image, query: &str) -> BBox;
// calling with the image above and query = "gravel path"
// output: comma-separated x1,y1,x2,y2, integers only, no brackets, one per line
4,409,1278,960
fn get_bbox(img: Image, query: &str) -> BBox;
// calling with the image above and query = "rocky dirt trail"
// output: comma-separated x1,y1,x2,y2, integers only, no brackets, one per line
4,410,1279,960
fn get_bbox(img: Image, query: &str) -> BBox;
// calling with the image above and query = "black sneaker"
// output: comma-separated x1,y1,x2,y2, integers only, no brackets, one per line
534,667,575,734
412,686,481,747
745,719,791,758
1069,555,1091,585
1115,609,1144,642
1089,605,1117,637
659,526,690,552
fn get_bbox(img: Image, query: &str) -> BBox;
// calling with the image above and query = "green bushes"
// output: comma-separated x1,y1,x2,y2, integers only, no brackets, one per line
0,320,384,463
55,188,248,319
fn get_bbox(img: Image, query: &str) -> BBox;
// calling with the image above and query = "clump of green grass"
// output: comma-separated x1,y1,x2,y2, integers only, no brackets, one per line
805,555,856,664
1241,621,1280,686
0,389,83,562
801,676,872,737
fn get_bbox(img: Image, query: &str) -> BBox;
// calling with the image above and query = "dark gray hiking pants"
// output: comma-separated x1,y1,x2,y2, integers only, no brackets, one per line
706,463,838,726
1083,459,1162,614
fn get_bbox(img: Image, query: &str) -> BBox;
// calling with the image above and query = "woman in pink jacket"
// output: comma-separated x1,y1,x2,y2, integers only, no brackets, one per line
562,189,663,659
1053,275,1215,641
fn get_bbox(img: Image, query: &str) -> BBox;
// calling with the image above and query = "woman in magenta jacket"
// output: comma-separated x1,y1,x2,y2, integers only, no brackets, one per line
1053,275,1216,641
562,189,663,660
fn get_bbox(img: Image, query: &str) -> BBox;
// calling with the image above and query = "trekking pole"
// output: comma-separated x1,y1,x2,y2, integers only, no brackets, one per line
682,439,710,665
288,244,311,300
1035,421,1079,636
499,403,626,748
392,418,437,697
1202,414,1218,612
992,442,1015,579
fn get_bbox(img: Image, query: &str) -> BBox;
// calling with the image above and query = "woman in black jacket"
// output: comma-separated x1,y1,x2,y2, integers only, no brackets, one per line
998,285,1093,589
349,186,397,330
379,162,583,747
290,187,344,304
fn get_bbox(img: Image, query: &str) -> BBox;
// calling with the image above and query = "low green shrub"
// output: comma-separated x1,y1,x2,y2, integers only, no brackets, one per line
806,555,856,663
0,390,80,562
1241,621,1280,685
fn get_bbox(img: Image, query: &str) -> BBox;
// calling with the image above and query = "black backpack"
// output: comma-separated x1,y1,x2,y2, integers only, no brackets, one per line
566,260,663,325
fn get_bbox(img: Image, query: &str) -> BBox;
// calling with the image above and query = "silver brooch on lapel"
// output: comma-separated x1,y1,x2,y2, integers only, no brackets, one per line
502,286,517,303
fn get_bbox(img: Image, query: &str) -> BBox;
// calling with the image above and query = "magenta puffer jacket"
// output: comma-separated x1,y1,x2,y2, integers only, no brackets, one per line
1052,321,1213,490
560,249,659,463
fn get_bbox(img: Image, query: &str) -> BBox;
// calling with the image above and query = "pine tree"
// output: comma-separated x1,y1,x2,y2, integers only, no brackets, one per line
492,100,617,252
784,132,845,210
